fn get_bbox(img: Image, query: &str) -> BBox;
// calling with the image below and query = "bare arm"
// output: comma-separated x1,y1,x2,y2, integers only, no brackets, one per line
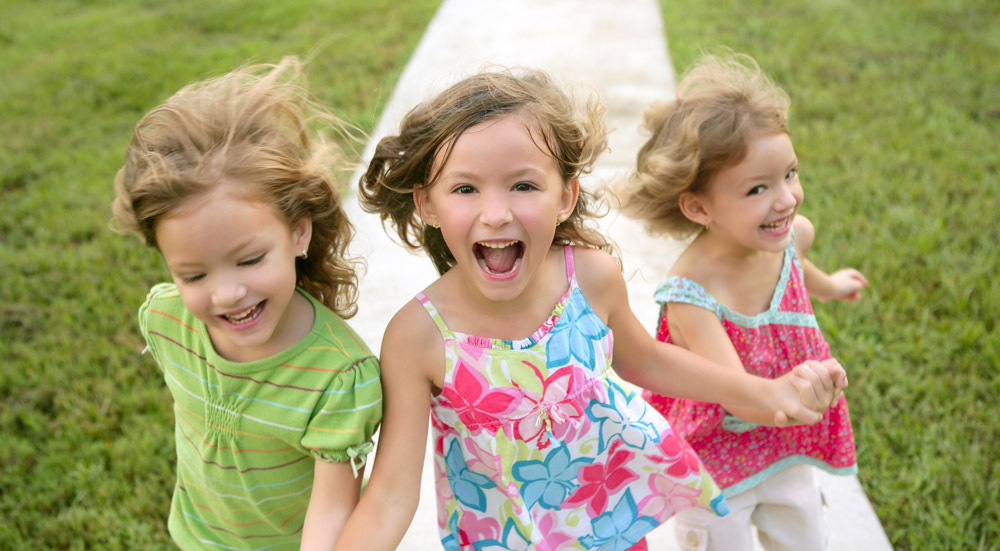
300,459,362,551
333,300,438,551
575,248,838,425
794,215,869,303
667,302,796,425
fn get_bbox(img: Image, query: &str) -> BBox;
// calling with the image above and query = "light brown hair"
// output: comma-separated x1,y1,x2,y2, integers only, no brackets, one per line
112,56,362,317
359,66,615,275
620,52,791,238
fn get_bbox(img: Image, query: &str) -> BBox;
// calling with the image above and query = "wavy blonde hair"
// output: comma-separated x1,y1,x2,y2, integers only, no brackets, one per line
112,56,362,318
620,52,791,238
359,66,616,275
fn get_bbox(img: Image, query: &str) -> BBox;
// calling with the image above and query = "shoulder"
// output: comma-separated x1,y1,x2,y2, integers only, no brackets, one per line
380,297,444,386
572,246,628,322
308,292,377,360
572,246,624,290
138,283,187,329
793,214,816,259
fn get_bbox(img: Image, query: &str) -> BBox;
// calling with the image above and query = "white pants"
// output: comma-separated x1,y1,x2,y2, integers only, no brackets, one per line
673,464,827,551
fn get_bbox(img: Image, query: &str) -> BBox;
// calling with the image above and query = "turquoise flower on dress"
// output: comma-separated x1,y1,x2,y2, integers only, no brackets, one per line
442,510,461,551
446,439,496,512
547,290,609,371
587,383,661,453
511,442,592,510
579,490,658,551
473,518,531,551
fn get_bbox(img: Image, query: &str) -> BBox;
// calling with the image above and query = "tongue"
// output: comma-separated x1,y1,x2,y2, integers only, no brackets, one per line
481,245,518,273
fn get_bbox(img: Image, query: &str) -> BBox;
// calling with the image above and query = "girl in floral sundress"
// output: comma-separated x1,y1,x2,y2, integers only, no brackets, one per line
620,53,868,551
334,67,846,551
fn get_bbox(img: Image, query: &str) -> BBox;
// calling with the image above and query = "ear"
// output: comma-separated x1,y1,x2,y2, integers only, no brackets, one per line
557,178,581,223
293,217,312,252
413,185,439,228
678,191,713,227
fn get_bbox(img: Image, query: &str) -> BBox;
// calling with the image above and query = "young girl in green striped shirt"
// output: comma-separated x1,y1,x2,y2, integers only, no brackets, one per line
112,57,381,551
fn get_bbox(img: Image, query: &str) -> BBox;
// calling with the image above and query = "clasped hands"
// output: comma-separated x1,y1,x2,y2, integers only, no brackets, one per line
773,358,848,427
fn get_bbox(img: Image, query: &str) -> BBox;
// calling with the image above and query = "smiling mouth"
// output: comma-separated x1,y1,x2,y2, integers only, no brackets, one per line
760,217,790,232
474,241,524,275
222,301,265,325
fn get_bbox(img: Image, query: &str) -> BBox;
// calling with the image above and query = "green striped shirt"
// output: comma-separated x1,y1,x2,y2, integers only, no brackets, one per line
138,283,381,550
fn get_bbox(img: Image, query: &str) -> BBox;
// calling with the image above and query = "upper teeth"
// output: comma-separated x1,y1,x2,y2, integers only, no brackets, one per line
227,305,256,320
479,241,517,248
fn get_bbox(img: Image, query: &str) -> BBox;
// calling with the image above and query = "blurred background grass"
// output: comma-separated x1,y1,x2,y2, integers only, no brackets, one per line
1,0,997,549
0,0,440,548
657,0,998,549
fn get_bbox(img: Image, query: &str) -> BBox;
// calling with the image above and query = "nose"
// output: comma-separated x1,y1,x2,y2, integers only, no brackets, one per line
212,274,247,307
775,180,802,212
479,191,513,227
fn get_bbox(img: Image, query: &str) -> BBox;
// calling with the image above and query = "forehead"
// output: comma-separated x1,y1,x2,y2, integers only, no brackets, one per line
155,187,286,257
432,115,560,178
711,133,795,184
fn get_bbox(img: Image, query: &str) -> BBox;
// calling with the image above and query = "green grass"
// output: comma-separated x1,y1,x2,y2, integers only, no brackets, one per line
3,1,996,549
0,0,440,548
657,1,999,549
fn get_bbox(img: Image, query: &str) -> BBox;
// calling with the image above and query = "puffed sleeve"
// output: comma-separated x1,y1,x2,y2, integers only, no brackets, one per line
300,355,383,478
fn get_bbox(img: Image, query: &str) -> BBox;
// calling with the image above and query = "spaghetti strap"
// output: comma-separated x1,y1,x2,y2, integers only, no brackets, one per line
563,245,578,287
415,292,452,337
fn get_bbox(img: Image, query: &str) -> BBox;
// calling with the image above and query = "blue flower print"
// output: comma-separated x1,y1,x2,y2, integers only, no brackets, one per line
511,442,592,510
547,290,609,370
441,510,461,551
446,439,497,512
579,490,658,551
587,383,661,453
473,518,531,551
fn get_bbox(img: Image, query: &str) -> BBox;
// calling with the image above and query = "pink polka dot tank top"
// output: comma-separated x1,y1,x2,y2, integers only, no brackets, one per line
643,237,857,497
421,246,728,550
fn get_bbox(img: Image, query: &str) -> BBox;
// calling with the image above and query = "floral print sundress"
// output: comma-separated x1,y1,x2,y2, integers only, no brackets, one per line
643,234,857,498
421,246,728,551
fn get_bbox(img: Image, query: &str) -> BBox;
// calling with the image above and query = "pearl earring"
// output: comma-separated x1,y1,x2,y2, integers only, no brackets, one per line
299,249,308,259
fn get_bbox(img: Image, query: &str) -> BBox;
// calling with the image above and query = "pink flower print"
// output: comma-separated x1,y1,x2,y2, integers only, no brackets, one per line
564,440,640,518
533,510,574,551
637,472,703,520
440,358,523,433
648,434,702,480
513,366,585,448
457,510,502,544
463,436,520,504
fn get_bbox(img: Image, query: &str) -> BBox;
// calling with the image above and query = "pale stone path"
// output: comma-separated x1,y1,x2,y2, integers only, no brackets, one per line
345,1,893,549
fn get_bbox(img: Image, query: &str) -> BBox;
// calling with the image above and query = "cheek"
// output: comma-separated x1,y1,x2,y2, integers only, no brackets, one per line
177,287,210,320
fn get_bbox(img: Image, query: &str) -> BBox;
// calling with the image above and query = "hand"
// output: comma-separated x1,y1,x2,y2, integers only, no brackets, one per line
772,359,841,427
824,268,869,302
822,357,849,405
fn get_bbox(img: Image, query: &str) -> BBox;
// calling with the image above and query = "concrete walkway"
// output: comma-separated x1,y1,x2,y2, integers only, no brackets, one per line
345,1,893,549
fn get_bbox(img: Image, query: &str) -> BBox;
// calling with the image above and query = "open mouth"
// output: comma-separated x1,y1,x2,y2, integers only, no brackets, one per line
760,217,790,233
221,301,265,326
474,241,524,276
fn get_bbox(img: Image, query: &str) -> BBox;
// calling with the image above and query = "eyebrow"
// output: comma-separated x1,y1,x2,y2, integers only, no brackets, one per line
741,157,799,185
166,239,261,270
439,166,546,182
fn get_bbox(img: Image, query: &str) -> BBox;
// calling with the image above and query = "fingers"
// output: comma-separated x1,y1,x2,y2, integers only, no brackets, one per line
847,268,870,288
788,368,821,412
795,360,835,407
821,357,849,390
774,410,789,428
834,268,869,301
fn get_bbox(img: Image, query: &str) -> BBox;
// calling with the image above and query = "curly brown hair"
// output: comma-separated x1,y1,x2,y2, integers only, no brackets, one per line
359,66,616,275
619,52,791,238
112,56,362,318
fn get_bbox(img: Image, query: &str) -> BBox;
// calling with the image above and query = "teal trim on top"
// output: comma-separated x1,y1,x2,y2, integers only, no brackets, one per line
654,233,819,330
